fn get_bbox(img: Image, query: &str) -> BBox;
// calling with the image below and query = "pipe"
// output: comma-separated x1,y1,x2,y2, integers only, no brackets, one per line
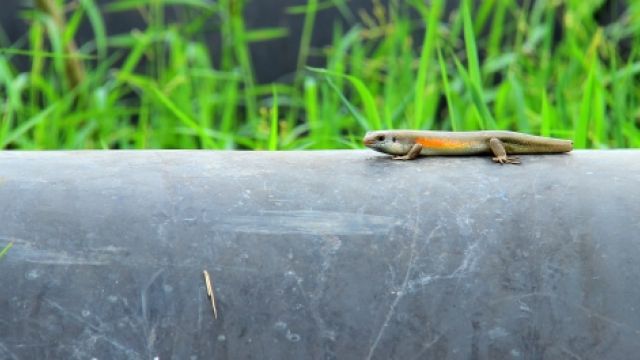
0,150,638,359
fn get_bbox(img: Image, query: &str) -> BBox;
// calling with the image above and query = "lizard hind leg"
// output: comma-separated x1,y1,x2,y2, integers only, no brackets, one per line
392,143,423,161
489,138,520,165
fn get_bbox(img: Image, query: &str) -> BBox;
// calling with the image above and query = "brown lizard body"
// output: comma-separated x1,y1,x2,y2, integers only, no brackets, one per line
363,130,573,164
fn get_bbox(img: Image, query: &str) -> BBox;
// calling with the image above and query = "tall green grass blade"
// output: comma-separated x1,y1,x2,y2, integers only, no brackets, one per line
1,103,57,149
323,75,370,132
286,0,340,14
576,65,595,149
437,46,458,131
412,0,443,129
244,28,289,42
64,4,84,48
540,90,552,137
225,0,257,123
28,20,46,146
39,15,66,87
608,50,634,146
105,0,217,12
475,0,496,34
0,48,95,59
461,0,481,86
591,66,606,148
304,76,320,143
80,0,107,60
220,79,239,137
136,95,150,148
487,0,508,59
453,56,496,130
118,73,216,148
508,72,529,133
296,0,317,75
308,67,382,130
269,86,279,151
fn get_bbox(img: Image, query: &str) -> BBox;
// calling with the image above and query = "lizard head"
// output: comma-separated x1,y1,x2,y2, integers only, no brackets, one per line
363,131,413,156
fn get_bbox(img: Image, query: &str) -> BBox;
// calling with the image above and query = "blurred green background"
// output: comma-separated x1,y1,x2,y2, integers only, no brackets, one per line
0,0,638,150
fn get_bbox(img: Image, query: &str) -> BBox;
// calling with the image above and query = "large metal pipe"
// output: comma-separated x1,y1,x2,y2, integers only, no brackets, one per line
0,150,639,359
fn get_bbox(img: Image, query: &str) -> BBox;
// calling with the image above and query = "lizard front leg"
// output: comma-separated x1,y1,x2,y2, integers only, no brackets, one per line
489,138,520,165
392,143,423,160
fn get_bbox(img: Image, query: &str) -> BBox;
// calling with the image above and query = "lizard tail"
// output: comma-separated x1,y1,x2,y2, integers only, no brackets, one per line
541,139,573,153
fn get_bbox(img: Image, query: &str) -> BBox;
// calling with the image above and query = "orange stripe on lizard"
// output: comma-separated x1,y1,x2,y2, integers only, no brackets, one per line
415,137,469,149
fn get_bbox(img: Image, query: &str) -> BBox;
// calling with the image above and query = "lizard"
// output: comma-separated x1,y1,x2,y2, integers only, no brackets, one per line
363,130,573,164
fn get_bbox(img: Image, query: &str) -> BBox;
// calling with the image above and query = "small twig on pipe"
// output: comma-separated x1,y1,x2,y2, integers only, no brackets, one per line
203,270,218,319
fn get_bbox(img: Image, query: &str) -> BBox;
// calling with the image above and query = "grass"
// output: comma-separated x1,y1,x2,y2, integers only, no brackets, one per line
0,0,639,150
0,242,12,260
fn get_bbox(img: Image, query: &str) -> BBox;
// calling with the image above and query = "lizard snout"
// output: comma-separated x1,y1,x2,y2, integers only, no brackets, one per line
363,134,377,146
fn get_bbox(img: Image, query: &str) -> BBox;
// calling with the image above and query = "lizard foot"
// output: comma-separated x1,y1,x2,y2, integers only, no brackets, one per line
492,156,521,165
392,155,412,160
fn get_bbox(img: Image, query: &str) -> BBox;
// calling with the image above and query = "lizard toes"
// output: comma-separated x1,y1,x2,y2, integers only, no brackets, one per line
493,156,520,165
507,156,521,165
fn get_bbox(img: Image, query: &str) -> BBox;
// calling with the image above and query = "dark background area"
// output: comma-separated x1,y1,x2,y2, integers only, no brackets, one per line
0,0,628,83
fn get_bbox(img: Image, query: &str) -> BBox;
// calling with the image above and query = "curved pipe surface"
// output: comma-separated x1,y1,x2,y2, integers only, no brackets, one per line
0,150,638,359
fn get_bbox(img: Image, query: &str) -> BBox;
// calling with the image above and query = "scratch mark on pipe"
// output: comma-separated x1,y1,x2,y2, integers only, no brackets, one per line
141,269,164,358
366,246,415,360
0,236,27,244
0,342,19,360
366,204,437,360
197,285,203,331
366,254,413,359
407,237,480,293
410,334,443,360
44,299,139,358
292,235,342,344
2,239,128,266
492,292,640,335
217,210,399,236
2,236,261,271
561,347,583,360
95,335,143,360
45,299,102,332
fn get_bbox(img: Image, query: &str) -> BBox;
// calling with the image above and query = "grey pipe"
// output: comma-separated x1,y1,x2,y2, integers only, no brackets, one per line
0,150,639,359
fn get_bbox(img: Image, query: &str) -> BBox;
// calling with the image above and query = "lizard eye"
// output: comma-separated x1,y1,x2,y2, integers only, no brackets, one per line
392,136,397,142
376,135,385,141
